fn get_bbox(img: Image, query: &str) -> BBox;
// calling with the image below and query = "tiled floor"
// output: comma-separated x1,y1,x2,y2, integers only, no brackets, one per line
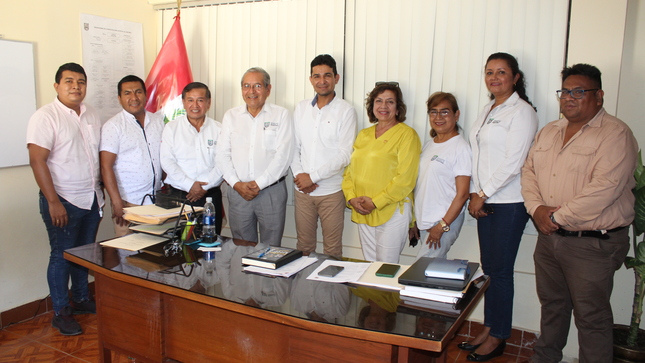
0,312,133,363
0,312,533,362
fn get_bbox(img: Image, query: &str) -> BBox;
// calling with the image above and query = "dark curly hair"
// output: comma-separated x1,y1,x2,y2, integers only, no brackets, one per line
365,83,407,123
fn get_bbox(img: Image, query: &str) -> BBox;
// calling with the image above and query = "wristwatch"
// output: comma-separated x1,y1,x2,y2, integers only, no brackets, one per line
439,218,450,232
477,190,488,200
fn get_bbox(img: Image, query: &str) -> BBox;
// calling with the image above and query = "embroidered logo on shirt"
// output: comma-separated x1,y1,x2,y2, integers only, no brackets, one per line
431,155,446,164
487,117,500,124
264,121,270,128
270,122,279,126
208,139,216,147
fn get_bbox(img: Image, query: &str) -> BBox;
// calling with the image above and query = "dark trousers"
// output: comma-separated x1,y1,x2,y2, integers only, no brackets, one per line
532,228,629,363
168,185,223,235
477,202,529,339
39,193,101,312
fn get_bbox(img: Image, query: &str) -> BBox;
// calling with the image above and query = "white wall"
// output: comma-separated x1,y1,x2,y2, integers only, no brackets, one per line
0,0,157,315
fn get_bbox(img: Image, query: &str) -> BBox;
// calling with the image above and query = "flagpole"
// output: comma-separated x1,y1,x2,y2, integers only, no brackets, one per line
176,0,182,17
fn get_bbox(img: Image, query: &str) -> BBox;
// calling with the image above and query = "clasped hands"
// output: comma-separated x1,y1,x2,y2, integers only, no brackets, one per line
294,173,318,194
187,181,208,202
348,196,376,215
234,181,260,201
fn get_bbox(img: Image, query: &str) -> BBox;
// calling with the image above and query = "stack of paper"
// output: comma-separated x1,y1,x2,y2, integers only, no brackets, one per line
123,205,202,225
100,233,169,251
243,256,318,278
400,269,485,305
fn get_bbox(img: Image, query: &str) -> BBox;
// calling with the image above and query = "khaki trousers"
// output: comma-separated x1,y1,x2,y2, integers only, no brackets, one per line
294,190,346,258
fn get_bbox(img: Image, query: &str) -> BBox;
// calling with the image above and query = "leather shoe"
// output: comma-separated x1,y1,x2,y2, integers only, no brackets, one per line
466,340,506,362
457,341,482,351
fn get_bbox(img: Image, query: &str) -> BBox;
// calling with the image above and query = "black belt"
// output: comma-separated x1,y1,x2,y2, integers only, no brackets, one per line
267,176,286,188
555,226,627,240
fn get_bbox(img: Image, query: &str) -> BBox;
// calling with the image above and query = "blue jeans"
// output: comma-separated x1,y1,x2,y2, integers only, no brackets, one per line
39,193,101,312
477,202,529,339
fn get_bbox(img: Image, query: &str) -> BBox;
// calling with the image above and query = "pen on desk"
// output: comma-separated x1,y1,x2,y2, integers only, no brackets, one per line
257,247,271,259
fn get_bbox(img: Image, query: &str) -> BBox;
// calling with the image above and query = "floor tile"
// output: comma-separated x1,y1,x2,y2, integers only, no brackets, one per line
0,341,68,363
37,326,98,355
3,312,55,340
0,330,33,354
54,355,91,363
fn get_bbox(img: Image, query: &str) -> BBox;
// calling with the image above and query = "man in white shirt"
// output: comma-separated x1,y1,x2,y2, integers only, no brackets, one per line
216,67,293,246
160,82,224,234
26,63,103,336
291,55,357,257
100,75,164,237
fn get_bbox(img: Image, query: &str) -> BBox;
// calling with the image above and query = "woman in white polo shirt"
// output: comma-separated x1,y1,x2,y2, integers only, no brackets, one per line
410,92,471,260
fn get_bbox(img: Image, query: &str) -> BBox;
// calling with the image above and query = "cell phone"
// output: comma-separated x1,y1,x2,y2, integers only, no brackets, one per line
318,265,344,277
375,263,400,278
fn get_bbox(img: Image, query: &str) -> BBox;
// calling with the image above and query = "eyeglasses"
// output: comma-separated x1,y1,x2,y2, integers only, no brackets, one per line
429,110,451,118
243,83,265,90
556,89,599,99
375,81,399,87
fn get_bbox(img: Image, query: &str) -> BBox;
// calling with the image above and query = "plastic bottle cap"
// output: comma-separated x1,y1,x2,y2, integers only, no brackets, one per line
206,197,212,203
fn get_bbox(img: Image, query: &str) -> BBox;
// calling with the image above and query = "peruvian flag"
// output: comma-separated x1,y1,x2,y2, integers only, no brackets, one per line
145,14,193,123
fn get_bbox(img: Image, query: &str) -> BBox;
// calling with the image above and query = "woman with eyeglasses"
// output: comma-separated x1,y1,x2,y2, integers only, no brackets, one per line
409,92,471,260
460,53,538,362
342,83,421,263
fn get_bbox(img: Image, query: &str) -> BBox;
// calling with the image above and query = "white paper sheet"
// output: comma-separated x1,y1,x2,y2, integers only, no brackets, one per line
100,233,168,251
306,260,371,283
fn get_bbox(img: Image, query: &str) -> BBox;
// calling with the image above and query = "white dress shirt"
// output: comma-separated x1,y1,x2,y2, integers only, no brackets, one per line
26,98,104,209
291,95,357,196
160,115,224,192
100,110,164,205
216,103,293,190
469,92,538,203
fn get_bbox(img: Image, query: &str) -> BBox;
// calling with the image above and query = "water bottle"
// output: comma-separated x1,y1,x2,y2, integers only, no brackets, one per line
202,197,216,243
203,251,215,275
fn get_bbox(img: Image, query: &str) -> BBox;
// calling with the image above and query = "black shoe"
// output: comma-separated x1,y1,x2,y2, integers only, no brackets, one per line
457,341,482,351
466,341,506,362
70,299,96,314
52,306,83,336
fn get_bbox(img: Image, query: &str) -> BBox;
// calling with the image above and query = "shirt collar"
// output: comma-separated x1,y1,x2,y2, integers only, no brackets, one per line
311,92,337,107
54,97,86,115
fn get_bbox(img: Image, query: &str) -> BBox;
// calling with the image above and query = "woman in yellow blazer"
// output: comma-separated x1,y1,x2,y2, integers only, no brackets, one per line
342,83,421,263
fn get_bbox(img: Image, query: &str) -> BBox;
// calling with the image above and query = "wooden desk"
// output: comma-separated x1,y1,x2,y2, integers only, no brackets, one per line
65,240,487,363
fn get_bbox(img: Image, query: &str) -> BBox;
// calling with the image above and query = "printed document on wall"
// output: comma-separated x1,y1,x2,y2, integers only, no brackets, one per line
80,14,144,122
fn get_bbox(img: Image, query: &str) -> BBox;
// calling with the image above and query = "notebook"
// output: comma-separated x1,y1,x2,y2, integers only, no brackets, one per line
398,257,480,291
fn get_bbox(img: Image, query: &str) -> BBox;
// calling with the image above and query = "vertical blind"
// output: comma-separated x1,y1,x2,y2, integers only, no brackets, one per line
161,0,568,142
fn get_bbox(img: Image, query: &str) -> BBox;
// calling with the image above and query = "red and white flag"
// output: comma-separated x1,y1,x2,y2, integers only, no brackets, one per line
145,13,193,123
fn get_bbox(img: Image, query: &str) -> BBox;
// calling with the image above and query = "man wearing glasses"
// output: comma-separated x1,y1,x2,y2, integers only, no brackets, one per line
521,63,638,362
216,67,293,246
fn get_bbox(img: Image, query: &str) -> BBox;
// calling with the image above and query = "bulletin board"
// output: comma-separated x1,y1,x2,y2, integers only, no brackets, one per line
0,39,37,168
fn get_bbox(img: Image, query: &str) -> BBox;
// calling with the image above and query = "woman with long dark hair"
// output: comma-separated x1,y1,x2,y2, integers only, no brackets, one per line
459,53,538,362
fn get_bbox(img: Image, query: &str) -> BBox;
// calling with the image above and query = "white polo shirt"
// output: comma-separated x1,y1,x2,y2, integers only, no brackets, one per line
216,103,293,190
161,115,224,192
26,98,103,210
100,109,164,205
291,95,357,196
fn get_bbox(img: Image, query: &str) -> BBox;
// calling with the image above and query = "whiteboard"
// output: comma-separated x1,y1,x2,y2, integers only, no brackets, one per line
0,39,36,167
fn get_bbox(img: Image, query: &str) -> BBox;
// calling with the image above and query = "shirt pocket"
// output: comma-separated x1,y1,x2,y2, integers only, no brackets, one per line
263,129,277,151
319,120,339,148
532,138,557,171
568,145,596,175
